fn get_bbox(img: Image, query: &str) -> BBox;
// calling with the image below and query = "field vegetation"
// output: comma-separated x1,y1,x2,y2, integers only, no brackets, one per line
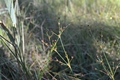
0,0,120,80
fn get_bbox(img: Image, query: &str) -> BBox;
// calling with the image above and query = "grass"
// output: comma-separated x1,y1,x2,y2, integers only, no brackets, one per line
0,0,120,80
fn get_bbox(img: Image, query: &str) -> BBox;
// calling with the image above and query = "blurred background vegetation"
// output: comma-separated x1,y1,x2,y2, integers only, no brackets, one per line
0,0,120,80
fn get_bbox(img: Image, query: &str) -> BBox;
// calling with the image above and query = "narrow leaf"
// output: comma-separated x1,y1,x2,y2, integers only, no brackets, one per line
4,0,17,26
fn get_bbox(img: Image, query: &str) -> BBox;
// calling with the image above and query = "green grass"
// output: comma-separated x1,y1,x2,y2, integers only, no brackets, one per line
0,0,120,80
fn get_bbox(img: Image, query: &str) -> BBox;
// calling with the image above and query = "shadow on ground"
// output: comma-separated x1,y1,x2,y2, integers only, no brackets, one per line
49,22,120,80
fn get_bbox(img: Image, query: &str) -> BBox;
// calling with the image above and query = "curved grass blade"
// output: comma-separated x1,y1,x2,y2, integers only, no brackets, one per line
0,21,15,43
